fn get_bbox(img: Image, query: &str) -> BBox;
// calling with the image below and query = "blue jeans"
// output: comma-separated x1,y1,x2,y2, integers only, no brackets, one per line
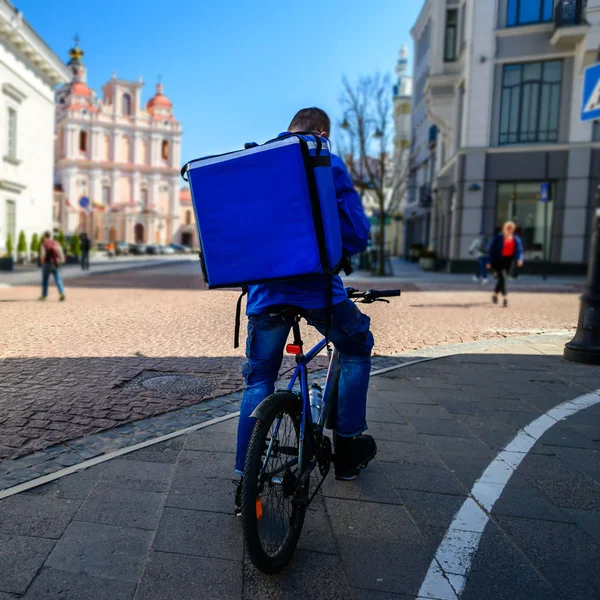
235,299,374,474
476,257,487,280
41,264,65,297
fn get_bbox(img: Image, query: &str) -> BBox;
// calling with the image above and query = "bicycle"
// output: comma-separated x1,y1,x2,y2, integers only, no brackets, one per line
241,287,401,573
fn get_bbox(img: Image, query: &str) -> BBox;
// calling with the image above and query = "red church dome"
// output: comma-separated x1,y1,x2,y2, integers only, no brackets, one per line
147,83,172,111
71,81,91,97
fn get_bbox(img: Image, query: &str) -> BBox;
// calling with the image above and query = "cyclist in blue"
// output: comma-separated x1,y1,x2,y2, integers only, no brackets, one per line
235,108,376,511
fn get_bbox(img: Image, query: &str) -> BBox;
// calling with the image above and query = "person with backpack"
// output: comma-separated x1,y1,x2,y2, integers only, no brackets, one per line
468,232,488,284
487,221,524,308
39,231,66,301
233,108,374,513
80,232,91,271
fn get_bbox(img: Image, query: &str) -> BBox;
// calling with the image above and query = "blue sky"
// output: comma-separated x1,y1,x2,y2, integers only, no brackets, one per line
16,0,419,162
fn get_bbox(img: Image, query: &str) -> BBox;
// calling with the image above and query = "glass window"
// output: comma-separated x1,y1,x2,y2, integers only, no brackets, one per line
161,140,169,161
5,200,16,249
497,182,554,260
141,189,148,208
79,130,88,152
122,93,132,116
499,61,562,145
444,9,458,62
507,0,553,26
7,108,16,158
102,186,111,206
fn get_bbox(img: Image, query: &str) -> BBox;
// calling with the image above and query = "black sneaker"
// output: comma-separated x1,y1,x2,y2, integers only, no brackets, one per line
334,434,377,481
233,479,243,516
492,295,498,305
503,298,508,308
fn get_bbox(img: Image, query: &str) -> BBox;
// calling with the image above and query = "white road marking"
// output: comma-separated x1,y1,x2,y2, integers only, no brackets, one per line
417,389,600,599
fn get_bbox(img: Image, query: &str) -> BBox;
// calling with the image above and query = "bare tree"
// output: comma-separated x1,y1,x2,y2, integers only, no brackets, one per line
338,73,409,275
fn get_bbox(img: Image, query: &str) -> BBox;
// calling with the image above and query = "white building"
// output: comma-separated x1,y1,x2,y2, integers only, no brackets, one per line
0,1,70,255
54,41,183,245
410,0,600,274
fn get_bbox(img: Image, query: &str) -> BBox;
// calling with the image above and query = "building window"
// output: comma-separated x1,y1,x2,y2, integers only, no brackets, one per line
102,186,111,206
79,130,88,152
141,189,149,209
499,61,562,145
444,9,458,62
5,200,16,249
122,93,132,116
161,140,169,161
507,0,553,27
497,182,554,260
185,210,192,225
7,108,16,159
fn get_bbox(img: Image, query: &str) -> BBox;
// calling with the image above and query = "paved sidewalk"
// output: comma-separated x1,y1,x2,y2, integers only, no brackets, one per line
1,335,599,599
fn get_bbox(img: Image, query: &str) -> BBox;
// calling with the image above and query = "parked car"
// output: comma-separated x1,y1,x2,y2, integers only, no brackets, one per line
115,242,129,256
131,244,147,255
146,244,160,255
162,245,175,255
96,242,108,252
169,243,185,253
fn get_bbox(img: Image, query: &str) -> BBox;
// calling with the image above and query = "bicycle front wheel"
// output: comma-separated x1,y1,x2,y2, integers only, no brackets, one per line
242,391,307,574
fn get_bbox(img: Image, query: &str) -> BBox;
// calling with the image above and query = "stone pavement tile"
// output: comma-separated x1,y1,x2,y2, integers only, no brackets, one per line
368,422,420,444
175,450,236,479
397,490,464,528
453,414,521,450
0,533,54,595
490,409,546,428
496,516,600,599
491,483,574,523
421,387,478,404
0,593,18,599
244,551,349,600
203,417,239,434
404,417,475,439
166,475,234,513
366,405,406,425
23,465,105,499
538,424,600,450
322,460,402,505
100,459,175,493
518,453,600,510
460,531,562,600
297,495,338,555
0,493,80,538
75,486,166,530
153,507,242,561
380,462,466,496
379,389,437,405
23,568,136,600
45,521,153,583
410,377,451,391
135,551,241,600
120,437,184,463
376,440,443,467
394,404,452,420
553,447,600,483
325,497,430,595
434,399,492,417
564,509,600,545
183,430,237,453
419,433,494,459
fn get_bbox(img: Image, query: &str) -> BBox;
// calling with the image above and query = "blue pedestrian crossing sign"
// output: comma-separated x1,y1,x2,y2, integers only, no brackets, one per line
540,182,550,203
581,63,600,123
79,196,90,211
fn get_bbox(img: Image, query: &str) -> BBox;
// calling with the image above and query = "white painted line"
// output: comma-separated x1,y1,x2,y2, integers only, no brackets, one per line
417,389,600,599
370,356,440,376
0,411,240,500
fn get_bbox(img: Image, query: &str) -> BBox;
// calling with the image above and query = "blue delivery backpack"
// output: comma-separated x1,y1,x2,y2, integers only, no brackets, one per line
181,133,343,289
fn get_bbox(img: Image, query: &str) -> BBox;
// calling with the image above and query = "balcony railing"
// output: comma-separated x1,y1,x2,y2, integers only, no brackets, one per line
555,0,585,27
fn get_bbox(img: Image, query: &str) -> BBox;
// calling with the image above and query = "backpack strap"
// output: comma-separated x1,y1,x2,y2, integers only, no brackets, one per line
234,287,248,349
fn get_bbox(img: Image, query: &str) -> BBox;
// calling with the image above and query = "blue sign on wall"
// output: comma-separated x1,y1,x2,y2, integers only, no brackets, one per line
581,63,600,123
79,196,90,210
540,182,550,203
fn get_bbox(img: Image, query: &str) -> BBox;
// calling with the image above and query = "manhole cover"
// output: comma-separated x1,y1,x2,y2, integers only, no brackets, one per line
141,374,215,395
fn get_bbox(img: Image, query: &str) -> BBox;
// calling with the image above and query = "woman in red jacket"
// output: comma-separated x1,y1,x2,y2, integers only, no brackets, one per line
486,221,524,308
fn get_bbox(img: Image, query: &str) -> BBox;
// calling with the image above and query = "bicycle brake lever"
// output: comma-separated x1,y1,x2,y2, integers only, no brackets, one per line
376,298,390,304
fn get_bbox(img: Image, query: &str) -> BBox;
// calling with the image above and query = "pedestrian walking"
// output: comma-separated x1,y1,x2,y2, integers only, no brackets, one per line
487,221,524,308
468,231,488,284
80,232,91,270
39,231,66,301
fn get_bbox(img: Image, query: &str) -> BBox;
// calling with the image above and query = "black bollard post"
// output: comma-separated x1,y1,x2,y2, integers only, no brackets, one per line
564,205,600,364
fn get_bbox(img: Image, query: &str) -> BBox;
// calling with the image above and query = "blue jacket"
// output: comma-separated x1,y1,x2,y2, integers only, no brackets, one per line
488,233,524,267
247,146,370,315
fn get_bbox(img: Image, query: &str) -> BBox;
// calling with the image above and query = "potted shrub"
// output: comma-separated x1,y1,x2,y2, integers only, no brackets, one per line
409,243,424,263
69,233,81,263
30,233,40,263
419,248,438,271
0,233,14,271
16,230,27,264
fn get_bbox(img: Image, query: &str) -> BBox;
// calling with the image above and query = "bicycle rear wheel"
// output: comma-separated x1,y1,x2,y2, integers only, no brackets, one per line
242,391,308,573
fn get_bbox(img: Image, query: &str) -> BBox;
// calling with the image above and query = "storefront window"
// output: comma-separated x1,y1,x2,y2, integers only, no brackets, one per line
497,182,554,261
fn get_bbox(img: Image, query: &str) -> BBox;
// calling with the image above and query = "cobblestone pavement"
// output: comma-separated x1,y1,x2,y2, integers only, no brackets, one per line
0,261,579,461
0,336,598,599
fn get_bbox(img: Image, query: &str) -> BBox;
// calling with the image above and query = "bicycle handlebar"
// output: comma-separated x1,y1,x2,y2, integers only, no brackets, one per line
346,288,401,303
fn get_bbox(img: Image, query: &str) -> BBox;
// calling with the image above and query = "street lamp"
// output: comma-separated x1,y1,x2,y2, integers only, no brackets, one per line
374,128,384,139
340,118,350,130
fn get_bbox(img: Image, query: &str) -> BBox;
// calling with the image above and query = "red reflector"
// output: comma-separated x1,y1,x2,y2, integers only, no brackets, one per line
286,344,302,355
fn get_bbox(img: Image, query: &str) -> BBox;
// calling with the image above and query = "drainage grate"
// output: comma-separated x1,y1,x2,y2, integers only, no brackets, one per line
118,370,226,398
